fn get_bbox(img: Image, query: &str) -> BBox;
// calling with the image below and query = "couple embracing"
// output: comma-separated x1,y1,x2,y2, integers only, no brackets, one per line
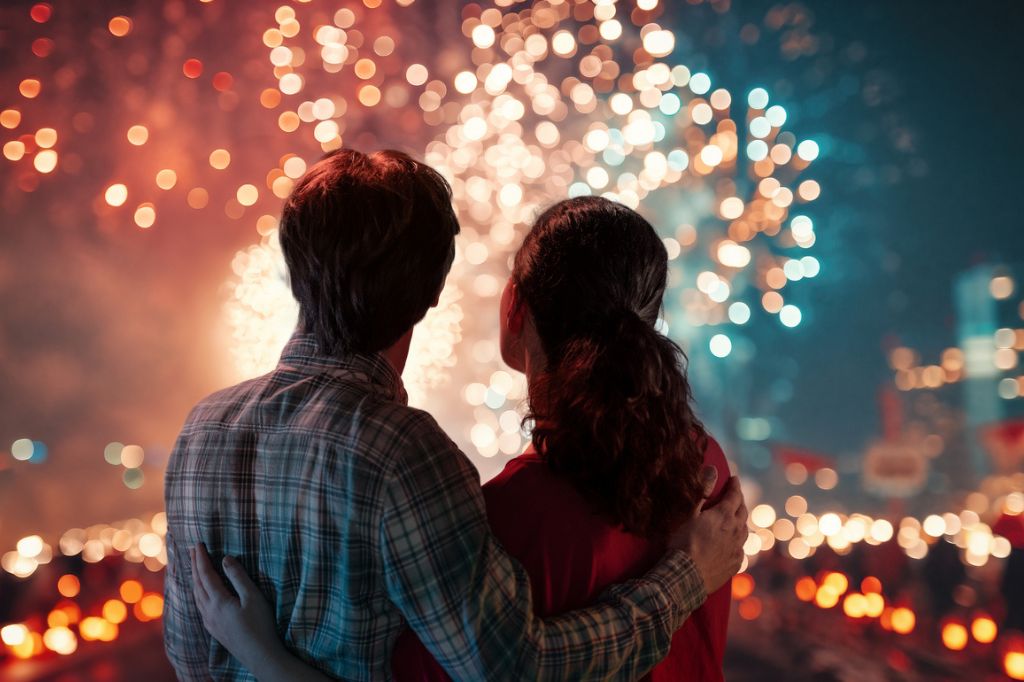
164,149,748,681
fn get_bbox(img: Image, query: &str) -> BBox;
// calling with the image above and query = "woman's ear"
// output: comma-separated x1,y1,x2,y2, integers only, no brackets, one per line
500,279,527,371
506,285,525,334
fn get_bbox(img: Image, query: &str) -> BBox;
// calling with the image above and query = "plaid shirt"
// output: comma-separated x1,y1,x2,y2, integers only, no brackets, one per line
164,332,707,681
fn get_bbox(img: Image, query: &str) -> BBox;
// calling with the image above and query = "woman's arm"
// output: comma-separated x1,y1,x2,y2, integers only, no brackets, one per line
190,544,333,682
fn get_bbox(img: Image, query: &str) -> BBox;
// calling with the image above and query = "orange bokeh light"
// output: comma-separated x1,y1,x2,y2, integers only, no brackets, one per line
79,616,105,641
358,85,381,107
821,572,849,595
842,593,867,619
102,599,128,624
278,111,300,132
863,592,884,618
57,602,81,625
731,573,754,600
57,574,80,598
971,615,997,644
260,88,282,109
738,596,762,621
1006,652,1024,680
120,579,144,604
100,621,118,642
861,576,882,594
891,607,915,635
10,631,41,659
19,79,41,98
1,109,21,129
814,586,840,609
941,622,968,651
795,576,816,602
137,593,164,620
47,609,69,628
354,58,377,80
108,16,132,37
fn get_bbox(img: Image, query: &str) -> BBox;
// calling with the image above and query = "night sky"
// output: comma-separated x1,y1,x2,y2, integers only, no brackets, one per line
772,1,1024,455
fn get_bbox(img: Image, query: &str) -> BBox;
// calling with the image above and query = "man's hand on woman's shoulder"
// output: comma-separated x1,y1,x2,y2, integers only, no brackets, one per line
668,467,748,594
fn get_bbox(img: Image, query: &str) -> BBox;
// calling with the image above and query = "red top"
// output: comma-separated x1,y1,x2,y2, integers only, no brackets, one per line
393,438,732,681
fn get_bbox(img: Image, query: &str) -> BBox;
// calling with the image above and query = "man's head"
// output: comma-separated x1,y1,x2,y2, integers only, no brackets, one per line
280,149,459,355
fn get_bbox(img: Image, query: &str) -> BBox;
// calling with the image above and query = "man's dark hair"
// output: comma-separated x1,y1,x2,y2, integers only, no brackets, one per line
279,149,459,355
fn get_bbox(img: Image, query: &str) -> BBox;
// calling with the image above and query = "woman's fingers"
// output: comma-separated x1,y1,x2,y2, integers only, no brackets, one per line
193,543,235,602
190,547,208,601
190,547,214,627
222,555,260,607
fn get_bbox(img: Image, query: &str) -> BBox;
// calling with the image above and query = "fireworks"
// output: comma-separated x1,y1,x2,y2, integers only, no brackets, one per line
206,0,830,464
2,0,922,468
0,0,938,524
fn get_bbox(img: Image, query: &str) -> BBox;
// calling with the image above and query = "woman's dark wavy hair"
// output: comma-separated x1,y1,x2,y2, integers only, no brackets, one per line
514,196,707,540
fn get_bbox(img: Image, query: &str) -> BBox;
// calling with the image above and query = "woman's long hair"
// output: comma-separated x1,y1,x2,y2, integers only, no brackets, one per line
514,196,707,540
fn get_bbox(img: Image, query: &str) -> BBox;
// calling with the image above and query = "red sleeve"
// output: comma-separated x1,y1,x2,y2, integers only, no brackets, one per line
697,436,732,668
392,629,451,682
650,435,732,682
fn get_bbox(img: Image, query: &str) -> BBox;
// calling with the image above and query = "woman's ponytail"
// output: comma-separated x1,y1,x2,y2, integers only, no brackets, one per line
515,197,708,540
530,311,706,539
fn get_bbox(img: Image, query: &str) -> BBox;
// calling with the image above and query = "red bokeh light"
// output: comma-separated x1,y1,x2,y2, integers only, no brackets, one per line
212,71,234,92
182,58,203,79
30,3,52,23
32,38,54,58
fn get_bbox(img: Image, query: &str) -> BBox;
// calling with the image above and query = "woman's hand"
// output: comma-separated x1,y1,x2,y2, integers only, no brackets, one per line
190,544,334,681
190,543,283,673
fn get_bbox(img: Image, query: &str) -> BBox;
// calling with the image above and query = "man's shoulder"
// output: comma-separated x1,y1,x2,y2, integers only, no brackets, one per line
356,399,454,455
182,372,450,447
180,375,268,433
175,370,462,477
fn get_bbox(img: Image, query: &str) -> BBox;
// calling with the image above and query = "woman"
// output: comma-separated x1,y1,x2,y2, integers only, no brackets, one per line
192,196,732,680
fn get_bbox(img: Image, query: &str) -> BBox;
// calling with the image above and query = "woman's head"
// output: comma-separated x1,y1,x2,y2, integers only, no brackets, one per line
502,196,707,539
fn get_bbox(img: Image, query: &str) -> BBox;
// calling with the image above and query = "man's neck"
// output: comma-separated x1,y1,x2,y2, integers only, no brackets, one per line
381,329,414,376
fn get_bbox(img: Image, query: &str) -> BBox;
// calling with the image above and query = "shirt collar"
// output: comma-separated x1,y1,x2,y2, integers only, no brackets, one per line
277,331,408,405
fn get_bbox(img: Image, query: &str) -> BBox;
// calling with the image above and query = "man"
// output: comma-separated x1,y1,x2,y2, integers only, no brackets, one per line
164,149,747,680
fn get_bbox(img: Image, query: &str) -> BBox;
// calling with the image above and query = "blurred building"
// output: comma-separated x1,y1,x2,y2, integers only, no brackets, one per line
955,264,1024,481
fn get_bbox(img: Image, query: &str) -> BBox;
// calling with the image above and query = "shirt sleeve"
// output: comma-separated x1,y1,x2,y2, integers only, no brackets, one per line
162,432,212,675
379,412,707,681
163,524,213,681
